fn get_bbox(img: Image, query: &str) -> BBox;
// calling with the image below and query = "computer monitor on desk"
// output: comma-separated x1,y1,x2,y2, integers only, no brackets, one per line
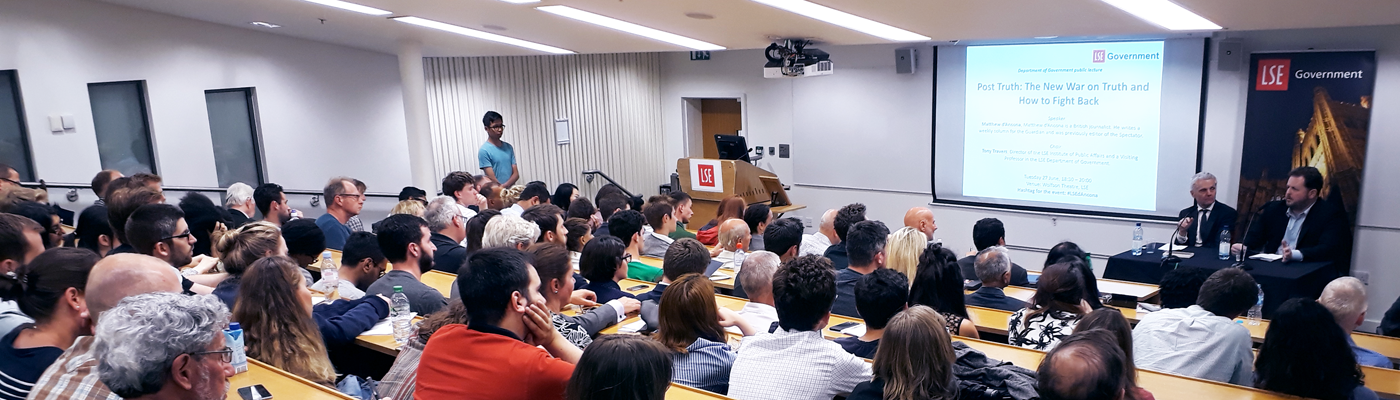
715,134,756,163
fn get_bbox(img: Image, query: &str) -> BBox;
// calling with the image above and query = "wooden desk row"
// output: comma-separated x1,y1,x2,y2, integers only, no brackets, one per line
226,359,355,400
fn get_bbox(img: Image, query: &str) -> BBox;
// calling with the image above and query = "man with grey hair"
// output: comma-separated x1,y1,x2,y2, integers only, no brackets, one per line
800,209,840,257
482,214,539,250
95,292,233,400
735,250,781,333
1318,277,1391,368
1174,172,1237,248
964,246,1027,312
30,254,184,400
223,182,255,229
713,219,751,269
316,176,363,250
426,196,470,274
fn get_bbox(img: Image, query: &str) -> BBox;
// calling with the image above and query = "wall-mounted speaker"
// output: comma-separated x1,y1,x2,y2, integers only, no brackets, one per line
896,48,917,74
1217,40,1243,72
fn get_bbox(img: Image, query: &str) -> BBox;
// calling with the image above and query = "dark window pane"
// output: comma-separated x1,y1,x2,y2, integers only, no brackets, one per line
88,81,156,176
205,89,263,186
0,71,35,181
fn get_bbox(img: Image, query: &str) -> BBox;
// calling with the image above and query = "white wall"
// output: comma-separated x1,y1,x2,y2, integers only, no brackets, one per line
660,25,1400,330
0,0,411,193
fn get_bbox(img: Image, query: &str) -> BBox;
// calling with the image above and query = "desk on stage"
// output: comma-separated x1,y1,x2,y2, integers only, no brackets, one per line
1102,245,1336,318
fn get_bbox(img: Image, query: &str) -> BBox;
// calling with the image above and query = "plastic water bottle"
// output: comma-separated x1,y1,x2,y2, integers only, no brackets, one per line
1247,284,1263,325
320,251,339,296
390,286,413,345
225,322,248,373
1218,228,1232,260
732,243,747,271
1131,223,1144,256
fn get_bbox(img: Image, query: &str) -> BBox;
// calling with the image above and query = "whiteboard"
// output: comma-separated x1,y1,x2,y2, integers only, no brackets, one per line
791,46,935,194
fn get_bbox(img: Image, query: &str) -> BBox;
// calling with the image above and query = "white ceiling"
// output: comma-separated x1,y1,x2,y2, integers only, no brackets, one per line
95,0,1400,56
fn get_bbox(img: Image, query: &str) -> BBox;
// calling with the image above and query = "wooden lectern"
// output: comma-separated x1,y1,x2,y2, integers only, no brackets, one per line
676,158,804,228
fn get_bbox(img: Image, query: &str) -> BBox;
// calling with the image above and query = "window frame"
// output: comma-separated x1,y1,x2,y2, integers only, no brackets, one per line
87,80,159,175
0,70,37,182
204,87,267,185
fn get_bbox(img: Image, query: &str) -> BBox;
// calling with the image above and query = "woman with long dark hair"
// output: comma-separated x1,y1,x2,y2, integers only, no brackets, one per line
1255,298,1376,400
0,248,98,396
848,305,959,400
908,243,979,339
1008,262,1088,351
566,335,672,400
552,183,580,210
696,196,746,246
1046,241,1105,309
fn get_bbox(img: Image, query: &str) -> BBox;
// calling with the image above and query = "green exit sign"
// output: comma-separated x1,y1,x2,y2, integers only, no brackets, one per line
690,51,711,61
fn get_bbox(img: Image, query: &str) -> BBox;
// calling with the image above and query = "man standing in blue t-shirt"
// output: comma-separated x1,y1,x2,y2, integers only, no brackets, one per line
478,111,519,187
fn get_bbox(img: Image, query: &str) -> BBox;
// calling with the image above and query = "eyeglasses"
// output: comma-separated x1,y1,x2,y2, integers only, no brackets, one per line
488,124,505,131
621,253,633,263
0,176,19,186
336,193,364,200
160,229,193,242
190,347,233,363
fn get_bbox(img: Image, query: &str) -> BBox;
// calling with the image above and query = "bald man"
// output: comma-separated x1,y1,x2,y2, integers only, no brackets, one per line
903,207,937,242
29,254,184,400
801,209,840,257
713,219,751,269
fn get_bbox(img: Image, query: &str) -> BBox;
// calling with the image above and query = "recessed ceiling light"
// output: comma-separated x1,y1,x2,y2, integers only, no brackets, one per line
297,0,391,16
1034,36,1058,39
250,21,282,28
391,16,574,54
482,24,508,31
1099,0,1221,30
537,6,725,51
748,0,929,42
685,12,715,20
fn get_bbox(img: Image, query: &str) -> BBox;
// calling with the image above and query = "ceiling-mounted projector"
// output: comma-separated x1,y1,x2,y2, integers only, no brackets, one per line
763,39,832,79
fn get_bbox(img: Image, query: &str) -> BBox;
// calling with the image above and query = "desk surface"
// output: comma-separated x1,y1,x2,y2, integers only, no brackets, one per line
228,359,354,400
770,204,807,214
636,256,736,290
422,270,456,298
1021,271,1160,301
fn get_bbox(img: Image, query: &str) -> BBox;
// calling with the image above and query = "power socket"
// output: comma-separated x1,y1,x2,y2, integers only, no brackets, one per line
1354,271,1370,285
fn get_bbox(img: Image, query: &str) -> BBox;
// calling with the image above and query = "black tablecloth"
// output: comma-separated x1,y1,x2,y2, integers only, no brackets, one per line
1102,244,1338,318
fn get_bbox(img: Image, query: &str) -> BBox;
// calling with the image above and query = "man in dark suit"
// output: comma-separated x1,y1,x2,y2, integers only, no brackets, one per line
223,182,255,229
1174,172,1238,248
1236,167,1352,266
964,246,1028,312
822,203,866,271
426,197,470,274
956,218,1030,287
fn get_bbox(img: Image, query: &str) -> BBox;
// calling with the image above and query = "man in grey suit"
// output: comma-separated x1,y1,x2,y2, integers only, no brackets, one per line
964,246,1028,312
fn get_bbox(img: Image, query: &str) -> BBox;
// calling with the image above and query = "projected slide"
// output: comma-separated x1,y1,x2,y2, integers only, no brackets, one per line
963,41,1165,211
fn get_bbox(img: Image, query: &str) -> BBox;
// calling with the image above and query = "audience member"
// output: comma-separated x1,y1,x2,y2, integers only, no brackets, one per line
579,236,637,303
965,246,1027,312
234,256,387,384
399,186,428,204
176,192,228,257
1385,296,1400,339
254,183,295,227
88,170,122,207
529,243,638,349
416,247,581,399
565,335,672,400
902,207,938,241
713,219,751,269
503,182,549,218
523,204,568,245
443,171,483,213
696,196,744,245
847,305,958,400
824,203,867,270
566,198,599,231
1046,242,1104,309
564,217,593,270
0,248,98,398
835,268,909,359
8,201,59,249
93,292,234,400
1156,267,1213,309
1318,277,1391,368
125,204,220,295
743,203,772,251
210,221,285,309
667,192,697,240
0,164,16,190
763,217,804,261
608,210,662,282
74,205,114,256
801,209,840,257
0,213,43,334
1076,308,1154,400
346,179,370,233
638,239,712,330
280,218,327,280
909,243,979,338
728,254,872,400
376,300,467,400
465,209,501,253
481,181,505,211
735,251,781,332
224,182,256,228
28,253,183,400
957,218,1030,287
1132,268,1256,385
593,193,630,238
388,199,426,219
104,186,164,255
1009,262,1088,351
366,214,445,315
552,183,579,211
1256,298,1378,400
640,201,676,258
657,274,754,394
315,177,362,250
331,232,386,299
832,220,889,317
884,226,926,283
425,197,469,274
1037,329,1131,400
483,214,539,250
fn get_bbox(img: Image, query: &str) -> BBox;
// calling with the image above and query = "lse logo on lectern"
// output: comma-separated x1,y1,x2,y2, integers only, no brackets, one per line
1257,59,1291,91
1092,50,1106,63
697,165,716,187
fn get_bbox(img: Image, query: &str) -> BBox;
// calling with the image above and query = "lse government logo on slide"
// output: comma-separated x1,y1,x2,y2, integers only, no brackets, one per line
697,165,716,187
1257,59,1291,91
1092,50,1106,63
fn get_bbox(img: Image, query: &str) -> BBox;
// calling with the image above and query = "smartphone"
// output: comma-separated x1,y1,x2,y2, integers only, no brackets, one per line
829,322,861,332
624,284,651,292
237,385,272,400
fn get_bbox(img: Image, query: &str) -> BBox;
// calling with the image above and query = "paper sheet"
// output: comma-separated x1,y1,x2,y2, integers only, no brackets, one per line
618,320,648,333
1159,243,1187,252
1249,253,1284,262
362,319,395,336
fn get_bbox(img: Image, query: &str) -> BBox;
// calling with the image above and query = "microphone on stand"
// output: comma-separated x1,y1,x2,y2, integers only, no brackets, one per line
1161,218,1185,270
1234,205,1265,270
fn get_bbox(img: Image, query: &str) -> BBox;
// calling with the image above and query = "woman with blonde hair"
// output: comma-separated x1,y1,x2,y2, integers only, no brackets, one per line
885,227,927,284
849,305,959,400
390,199,426,217
210,221,286,310
234,256,388,385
